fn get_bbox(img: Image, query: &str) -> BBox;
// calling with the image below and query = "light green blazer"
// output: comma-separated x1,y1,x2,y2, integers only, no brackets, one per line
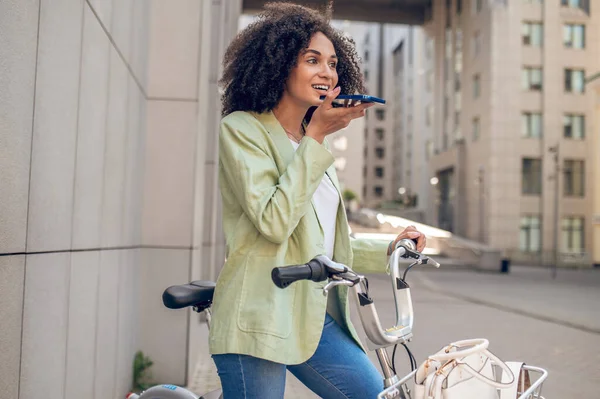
209,110,389,365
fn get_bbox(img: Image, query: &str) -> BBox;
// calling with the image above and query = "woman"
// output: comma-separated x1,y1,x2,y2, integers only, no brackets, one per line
209,3,426,398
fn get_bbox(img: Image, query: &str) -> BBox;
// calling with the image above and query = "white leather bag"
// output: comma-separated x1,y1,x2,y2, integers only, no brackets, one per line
413,339,515,399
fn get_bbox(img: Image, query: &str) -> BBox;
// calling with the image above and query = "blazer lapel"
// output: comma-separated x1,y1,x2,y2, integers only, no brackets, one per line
321,140,351,263
253,111,324,237
252,111,295,167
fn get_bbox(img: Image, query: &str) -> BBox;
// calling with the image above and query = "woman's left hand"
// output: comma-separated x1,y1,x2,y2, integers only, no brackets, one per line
388,226,427,255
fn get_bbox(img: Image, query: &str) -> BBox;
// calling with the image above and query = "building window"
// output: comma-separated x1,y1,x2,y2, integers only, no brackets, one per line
473,74,480,98
472,31,482,57
520,215,541,253
473,0,483,13
375,128,384,140
563,114,585,139
522,112,542,138
364,70,369,81
561,0,589,13
363,166,366,178
563,24,585,49
375,147,385,159
334,157,347,171
561,216,585,252
472,117,480,141
522,158,542,195
374,186,384,197
563,160,585,197
333,136,348,151
444,96,449,119
426,105,433,127
455,72,461,91
364,50,369,62
375,109,385,121
522,22,543,46
426,140,434,161
425,38,433,60
426,71,433,92
565,69,585,93
375,167,384,178
522,67,543,91
457,0,462,14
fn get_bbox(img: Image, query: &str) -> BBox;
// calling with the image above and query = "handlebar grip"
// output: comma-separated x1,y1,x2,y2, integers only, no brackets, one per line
271,259,328,289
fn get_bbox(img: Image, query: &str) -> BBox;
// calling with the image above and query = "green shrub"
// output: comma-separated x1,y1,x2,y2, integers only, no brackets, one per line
133,351,154,391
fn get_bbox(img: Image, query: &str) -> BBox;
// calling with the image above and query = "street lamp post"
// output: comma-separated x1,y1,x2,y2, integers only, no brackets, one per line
430,177,439,226
478,166,485,243
548,144,560,279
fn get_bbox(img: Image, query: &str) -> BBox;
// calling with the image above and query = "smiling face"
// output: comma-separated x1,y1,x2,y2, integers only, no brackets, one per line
284,31,339,108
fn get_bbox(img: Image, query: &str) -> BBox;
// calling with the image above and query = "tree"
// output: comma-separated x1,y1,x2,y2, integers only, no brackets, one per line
342,189,357,203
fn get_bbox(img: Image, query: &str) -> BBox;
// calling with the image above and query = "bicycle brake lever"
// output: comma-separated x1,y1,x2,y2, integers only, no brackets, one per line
422,256,441,268
403,248,420,259
314,254,348,274
323,279,355,296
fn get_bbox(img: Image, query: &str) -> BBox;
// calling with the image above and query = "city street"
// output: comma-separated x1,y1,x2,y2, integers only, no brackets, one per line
189,266,600,398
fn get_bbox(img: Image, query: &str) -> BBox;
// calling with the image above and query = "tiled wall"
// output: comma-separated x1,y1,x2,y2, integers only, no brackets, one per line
0,0,241,397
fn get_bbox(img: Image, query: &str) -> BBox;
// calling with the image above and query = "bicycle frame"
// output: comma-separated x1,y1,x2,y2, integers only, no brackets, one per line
144,239,547,399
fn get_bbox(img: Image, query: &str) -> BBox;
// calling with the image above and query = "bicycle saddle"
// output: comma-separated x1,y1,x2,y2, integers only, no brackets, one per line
162,280,216,309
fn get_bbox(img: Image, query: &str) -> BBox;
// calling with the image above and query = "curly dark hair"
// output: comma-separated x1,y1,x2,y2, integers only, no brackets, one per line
219,2,365,119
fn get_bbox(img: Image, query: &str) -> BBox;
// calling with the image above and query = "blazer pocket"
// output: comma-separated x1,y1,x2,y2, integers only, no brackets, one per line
237,256,297,338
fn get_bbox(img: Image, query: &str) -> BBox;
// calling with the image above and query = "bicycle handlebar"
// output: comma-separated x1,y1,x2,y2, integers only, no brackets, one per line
272,259,327,288
271,255,349,289
271,239,441,352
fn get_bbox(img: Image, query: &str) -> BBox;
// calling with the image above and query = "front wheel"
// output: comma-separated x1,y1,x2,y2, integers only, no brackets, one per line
128,384,201,398
199,388,223,399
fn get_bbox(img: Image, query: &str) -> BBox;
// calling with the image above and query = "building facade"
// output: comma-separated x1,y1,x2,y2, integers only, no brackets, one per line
422,0,598,263
391,27,435,224
588,72,600,268
360,24,407,207
328,21,369,202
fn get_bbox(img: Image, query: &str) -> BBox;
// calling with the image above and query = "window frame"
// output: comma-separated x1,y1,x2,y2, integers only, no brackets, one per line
473,74,481,98
563,159,585,197
563,114,585,139
522,157,543,195
564,68,585,93
522,67,543,91
522,21,543,47
563,23,585,49
519,215,542,253
561,216,585,253
522,112,543,138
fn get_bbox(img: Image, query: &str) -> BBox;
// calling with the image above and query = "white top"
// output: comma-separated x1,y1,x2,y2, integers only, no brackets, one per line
289,139,339,259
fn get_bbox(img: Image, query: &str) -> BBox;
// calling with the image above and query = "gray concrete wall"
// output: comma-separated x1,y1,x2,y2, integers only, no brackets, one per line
0,0,241,397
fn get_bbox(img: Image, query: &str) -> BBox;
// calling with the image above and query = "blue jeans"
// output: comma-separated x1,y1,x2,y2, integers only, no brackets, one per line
212,313,383,398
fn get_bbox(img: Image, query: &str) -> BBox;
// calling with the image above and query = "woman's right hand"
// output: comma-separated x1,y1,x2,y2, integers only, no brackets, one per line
305,87,375,144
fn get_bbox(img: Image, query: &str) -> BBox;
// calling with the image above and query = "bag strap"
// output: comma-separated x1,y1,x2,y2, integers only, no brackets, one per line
500,362,525,399
458,349,515,389
428,338,489,362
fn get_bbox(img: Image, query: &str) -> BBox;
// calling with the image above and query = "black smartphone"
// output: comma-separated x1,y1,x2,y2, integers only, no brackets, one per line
319,94,386,107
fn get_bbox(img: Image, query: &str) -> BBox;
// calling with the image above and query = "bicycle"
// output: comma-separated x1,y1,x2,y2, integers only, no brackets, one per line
127,239,548,399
